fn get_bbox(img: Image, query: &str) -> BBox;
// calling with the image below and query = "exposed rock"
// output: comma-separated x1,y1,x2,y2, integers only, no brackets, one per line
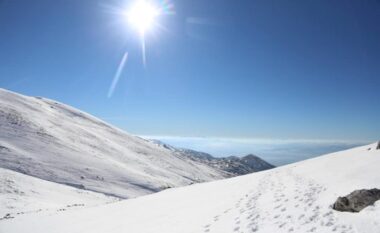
376,141,380,150
333,189,380,212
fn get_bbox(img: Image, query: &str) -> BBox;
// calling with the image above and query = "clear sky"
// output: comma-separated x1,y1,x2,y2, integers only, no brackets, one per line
1,0,379,143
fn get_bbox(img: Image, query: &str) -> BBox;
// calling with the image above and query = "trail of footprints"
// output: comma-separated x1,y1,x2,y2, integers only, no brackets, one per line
203,170,355,233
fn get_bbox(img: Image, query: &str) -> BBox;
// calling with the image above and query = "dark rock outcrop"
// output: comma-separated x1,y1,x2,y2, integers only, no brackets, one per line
333,189,380,212
376,141,380,150
214,154,275,175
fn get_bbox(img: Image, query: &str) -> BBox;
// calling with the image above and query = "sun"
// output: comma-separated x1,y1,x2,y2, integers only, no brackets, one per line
127,0,159,34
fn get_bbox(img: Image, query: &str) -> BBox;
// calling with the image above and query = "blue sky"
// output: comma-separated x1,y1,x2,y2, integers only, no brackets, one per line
0,0,379,160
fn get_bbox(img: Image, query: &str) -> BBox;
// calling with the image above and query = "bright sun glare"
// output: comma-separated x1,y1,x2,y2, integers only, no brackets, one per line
127,0,159,34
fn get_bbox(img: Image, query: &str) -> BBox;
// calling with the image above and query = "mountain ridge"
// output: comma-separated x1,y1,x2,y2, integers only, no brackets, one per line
150,140,275,176
0,88,228,198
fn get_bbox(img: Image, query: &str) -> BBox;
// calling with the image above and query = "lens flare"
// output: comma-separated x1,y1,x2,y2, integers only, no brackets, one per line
108,52,128,98
127,0,159,34
106,0,174,97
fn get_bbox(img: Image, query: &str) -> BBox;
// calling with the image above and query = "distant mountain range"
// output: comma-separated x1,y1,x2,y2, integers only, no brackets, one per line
150,140,274,176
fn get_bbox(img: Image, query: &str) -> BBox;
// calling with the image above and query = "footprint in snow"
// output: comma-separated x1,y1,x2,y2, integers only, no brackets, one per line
223,209,231,214
203,224,211,233
251,226,259,232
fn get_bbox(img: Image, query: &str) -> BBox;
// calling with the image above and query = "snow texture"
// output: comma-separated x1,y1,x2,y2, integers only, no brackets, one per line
0,88,228,199
0,167,117,219
1,142,379,233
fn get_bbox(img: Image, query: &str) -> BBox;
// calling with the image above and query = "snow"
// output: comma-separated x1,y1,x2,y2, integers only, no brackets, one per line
1,142,379,233
0,88,227,199
0,167,117,219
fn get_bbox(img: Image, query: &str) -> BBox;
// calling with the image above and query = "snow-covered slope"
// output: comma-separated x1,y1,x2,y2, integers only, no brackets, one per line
0,167,117,219
0,88,227,198
2,142,379,233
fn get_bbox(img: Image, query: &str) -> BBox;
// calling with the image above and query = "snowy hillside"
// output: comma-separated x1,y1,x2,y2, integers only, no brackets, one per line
1,142,379,233
0,167,117,219
0,88,228,198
